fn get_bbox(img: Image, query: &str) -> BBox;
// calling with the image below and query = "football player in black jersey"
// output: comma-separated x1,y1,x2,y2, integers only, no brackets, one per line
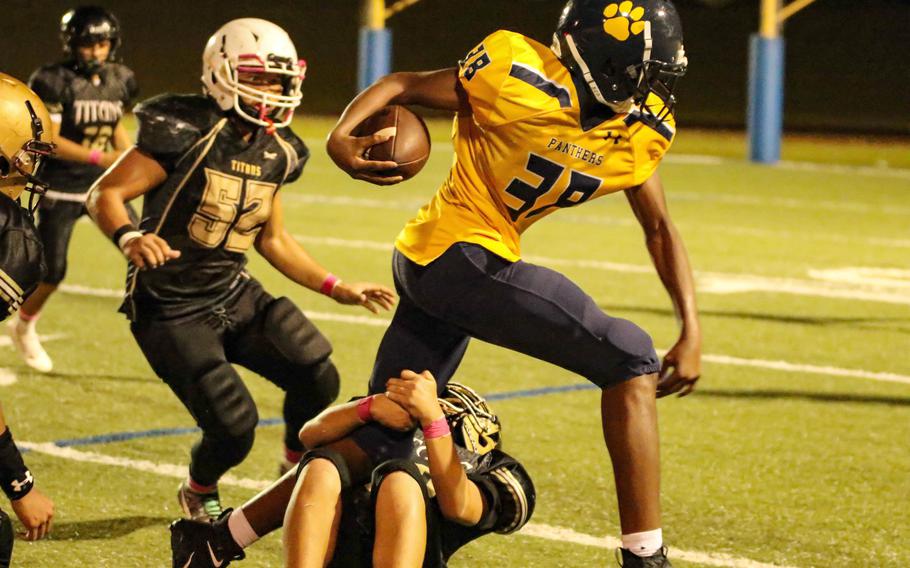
8,6,138,373
87,18,396,523
0,73,57,564
169,374,534,568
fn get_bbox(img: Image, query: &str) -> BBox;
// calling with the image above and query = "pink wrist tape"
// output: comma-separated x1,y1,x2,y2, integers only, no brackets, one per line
88,149,103,165
320,274,339,296
356,395,374,423
422,416,451,440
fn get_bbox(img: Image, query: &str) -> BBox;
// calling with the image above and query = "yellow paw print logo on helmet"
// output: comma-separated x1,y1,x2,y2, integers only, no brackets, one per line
603,1,647,42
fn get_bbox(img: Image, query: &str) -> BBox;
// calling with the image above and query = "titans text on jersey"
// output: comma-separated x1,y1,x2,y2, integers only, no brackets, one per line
123,93,308,320
28,61,137,192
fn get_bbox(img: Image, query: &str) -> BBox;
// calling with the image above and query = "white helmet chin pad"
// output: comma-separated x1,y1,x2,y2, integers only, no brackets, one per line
201,18,306,129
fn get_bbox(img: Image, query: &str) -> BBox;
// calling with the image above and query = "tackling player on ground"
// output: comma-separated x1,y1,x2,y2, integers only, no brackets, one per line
88,18,395,522
0,73,57,565
8,6,138,373
326,1,699,565
168,373,533,568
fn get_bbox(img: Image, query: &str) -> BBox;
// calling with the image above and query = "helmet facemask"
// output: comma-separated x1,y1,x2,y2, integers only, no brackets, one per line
218,53,306,132
439,382,501,456
0,101,54,216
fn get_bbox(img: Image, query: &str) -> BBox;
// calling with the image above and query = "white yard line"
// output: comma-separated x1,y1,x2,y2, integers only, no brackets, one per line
19,441,794,568
520,524,798,568
0,368,16,386
292,234,910,305
53,281,910,386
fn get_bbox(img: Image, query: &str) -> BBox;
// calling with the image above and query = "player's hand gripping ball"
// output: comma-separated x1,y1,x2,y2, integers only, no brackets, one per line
353,105,431,181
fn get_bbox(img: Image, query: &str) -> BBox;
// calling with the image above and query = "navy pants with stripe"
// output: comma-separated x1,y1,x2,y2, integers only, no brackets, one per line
353,243,660,462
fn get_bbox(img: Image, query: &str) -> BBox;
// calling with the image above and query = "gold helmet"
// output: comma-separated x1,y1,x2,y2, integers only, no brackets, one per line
0,73,54,211
440,382,502,456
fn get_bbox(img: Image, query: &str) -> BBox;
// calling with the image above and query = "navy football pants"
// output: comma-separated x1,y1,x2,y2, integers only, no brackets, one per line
353,243,660,462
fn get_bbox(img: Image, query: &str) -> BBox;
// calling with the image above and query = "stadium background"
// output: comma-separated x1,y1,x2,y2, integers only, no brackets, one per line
3,0,909,134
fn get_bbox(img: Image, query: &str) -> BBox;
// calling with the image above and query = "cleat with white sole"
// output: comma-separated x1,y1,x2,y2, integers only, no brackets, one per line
6,319,53,373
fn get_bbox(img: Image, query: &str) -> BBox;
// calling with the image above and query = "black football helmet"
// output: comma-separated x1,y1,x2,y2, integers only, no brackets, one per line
553,0,687,122
60,6,121,75
439,382,501,456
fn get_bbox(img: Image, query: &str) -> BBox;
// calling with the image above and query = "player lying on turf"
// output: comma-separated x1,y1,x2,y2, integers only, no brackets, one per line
324,1,700,565
169,372,534,568
8,6,139,374
87,18,396,522
0,74,57,561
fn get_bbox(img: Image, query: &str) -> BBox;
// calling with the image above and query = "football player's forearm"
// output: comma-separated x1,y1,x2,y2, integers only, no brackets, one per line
112,123,132,151
425,437,484,525
332,70,459,136
646,223,700,335
86,186,133,237
298,402,363,449
257,231,330,292
52,135,96,163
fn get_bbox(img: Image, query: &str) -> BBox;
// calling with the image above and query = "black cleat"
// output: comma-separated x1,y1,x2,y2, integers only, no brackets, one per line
616,547,673,567
170,510,244,568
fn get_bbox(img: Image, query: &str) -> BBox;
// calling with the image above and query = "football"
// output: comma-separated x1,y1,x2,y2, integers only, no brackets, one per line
353,105,431,181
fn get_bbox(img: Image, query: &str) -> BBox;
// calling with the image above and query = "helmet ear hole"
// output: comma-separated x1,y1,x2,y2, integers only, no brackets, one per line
0,157,9,177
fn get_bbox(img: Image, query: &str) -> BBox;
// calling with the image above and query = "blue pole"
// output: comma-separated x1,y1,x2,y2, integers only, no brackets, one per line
357,27,392,92
747,34,785,164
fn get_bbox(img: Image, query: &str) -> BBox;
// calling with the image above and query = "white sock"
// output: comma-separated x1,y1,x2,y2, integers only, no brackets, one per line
16,312,38,333
227,508,259,549
622,528,662,557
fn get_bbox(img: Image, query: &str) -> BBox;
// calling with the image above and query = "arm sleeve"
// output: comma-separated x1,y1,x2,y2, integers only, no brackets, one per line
467,451,535,534
457,32,512,127
27,68,66,115
134,95,203,172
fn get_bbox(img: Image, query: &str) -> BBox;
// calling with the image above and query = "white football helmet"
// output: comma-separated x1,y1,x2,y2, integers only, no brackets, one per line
201,18,306,130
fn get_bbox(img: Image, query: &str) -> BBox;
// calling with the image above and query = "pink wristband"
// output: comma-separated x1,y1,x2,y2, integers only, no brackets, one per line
422,416,451,440
88,149,103,166
356,395,374,423
320,273,340,297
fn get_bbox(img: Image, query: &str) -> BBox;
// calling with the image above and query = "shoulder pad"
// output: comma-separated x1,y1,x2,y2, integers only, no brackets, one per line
276,128,310,184
28,64,72,109
459,31,570,126
134,94,221,167
105,64,139,101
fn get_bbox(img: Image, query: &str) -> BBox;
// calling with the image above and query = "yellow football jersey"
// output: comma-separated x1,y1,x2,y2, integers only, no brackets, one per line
395,30,676,265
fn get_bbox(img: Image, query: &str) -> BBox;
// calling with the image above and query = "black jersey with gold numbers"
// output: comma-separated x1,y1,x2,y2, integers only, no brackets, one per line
122,93,308,321
28,61,137,192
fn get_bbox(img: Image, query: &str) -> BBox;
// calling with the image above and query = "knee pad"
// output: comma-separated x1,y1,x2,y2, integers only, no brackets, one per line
293,358,340,409
192,362,259,439
263,297,333,366
298,448,352,489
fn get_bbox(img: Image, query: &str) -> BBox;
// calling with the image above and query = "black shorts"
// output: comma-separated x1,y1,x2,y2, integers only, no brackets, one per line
328,460,443,568
130,278,333,427
353,243,660,462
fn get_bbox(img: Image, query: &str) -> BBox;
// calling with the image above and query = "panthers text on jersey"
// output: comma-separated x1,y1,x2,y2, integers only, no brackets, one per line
395,30,676,265
122,94,308,321
0,198,46,320
28,62,138,193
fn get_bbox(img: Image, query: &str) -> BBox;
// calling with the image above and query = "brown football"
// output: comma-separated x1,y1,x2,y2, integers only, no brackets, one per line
353,105,431,181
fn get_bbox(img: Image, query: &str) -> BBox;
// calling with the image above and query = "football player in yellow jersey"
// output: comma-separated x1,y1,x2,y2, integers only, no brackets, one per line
327,1,698,566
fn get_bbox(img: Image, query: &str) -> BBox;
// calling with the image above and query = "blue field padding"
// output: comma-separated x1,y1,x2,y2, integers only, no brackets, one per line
357,27,393,92
747,34,786,164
